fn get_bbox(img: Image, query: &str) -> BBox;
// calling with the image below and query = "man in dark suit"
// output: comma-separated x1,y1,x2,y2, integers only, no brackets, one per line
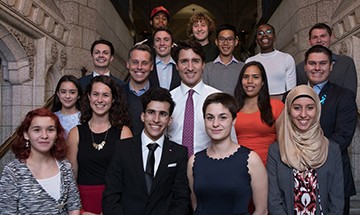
148,28,181,91
122,44,154,136
79,39,124,91
102,87,190,215
297,23,357,96
304,45,357,215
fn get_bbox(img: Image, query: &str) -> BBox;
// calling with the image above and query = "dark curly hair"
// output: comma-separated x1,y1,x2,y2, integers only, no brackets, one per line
51,75,82,112
234,61,274,126
12,108,67,161
80,75,130,127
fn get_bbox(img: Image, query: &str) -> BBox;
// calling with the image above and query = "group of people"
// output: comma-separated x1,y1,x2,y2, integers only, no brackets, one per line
0,5,357,215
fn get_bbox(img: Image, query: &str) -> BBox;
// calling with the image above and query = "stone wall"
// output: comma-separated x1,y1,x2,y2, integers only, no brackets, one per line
265,0,360,200
0,0,132,171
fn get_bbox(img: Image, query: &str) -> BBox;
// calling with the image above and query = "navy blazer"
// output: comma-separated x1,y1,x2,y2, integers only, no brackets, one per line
267,141,344,215
148,61,181,91
296,54,357,96
319,82,357,197
102,135,191,215
78,73,124,92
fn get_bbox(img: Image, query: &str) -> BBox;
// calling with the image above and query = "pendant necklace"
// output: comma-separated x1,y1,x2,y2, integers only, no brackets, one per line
90,122,110,151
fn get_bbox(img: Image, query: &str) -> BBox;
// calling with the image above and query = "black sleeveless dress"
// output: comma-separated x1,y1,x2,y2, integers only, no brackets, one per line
193,146,252,215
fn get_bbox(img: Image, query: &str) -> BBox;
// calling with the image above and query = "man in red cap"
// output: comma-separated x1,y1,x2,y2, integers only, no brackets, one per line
135,6,170,47
150,6,169,30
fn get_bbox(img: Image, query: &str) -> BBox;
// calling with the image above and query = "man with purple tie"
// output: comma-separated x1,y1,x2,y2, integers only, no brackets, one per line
167,40,219,156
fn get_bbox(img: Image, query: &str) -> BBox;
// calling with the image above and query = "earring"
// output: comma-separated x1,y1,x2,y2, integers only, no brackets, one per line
25,140,29,148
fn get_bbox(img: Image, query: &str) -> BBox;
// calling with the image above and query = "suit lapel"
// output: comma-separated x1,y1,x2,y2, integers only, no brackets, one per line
170,66,180,90
149,138,173,194
130,136,148,193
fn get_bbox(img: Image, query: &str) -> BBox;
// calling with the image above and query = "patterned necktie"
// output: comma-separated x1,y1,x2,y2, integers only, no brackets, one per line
145,143,158,193
182,89,195,157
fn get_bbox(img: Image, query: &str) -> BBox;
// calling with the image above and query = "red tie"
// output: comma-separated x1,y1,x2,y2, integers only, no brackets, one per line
182,89,195,157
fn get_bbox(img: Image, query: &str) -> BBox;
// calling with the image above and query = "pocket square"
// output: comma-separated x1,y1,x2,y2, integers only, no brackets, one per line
167,163,177,167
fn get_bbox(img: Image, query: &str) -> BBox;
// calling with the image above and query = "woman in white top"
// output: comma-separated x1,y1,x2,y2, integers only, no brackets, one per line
0,108,81,214
52,75,82,137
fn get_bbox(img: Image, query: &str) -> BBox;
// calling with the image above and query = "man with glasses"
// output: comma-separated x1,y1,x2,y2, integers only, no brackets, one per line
103,87,191,215
202,24,244,96
246,23,296,100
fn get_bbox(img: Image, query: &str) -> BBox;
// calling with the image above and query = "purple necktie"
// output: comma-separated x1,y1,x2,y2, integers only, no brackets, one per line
182,89,195,157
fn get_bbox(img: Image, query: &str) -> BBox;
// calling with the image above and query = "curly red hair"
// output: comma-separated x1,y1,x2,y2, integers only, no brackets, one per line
12,108,67,161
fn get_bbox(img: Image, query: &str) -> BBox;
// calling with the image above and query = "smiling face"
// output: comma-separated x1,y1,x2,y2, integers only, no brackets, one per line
256,24,276,53
176,48,204,88
204,103,234,142
290,97,317,132
127,49,153,84
91,44,114,71
88,82,113,117
309,28,331,48
305,52,333,86
150,12,169,29
56,81,79,110
153,30,172,58
24,116,57,155
192,20,209,43
141,101,172,141
215,29,238,57
241,65,264,98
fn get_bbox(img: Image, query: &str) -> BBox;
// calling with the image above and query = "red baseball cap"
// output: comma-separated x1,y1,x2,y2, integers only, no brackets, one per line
150,6,169,19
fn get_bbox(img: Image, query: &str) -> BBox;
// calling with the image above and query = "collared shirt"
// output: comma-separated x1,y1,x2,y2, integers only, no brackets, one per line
213,55,238,66
168,81,220,153
155,56,176,90
92,71,110,77
309,80,328,95
129,81,150,97
141,130,164,176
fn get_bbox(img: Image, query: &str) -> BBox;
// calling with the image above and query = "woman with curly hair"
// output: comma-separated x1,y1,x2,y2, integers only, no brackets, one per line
0,108,81,214
67,75,132,214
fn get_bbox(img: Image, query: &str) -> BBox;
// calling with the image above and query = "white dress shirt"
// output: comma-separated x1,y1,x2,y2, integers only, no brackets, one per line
141,130,164,176
168,81,220,153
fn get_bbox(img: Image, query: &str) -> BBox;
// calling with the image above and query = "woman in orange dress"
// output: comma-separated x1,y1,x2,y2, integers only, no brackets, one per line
234,61,284,165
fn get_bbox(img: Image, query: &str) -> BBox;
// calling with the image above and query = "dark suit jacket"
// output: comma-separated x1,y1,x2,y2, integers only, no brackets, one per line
78,73,125,92
102,136,191,215
296,54,357,96
148,61,181,91
121,83,150,136
267,141,344,215
318,82,357,197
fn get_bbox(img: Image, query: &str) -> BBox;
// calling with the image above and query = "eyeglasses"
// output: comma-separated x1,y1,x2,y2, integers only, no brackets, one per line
217,37,236,44
257,29,273,36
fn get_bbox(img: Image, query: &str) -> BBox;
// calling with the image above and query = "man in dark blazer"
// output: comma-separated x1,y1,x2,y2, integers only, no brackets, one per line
296,23,357,96
122,44,154,136
102,87,190,215
303,45,357,215
148,28,181,91
79,39,124,91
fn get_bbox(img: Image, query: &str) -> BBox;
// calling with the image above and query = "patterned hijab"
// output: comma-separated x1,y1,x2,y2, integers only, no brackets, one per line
276,85,329,171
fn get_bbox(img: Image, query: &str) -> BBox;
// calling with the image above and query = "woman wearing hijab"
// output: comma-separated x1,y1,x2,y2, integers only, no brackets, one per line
267,85,344,215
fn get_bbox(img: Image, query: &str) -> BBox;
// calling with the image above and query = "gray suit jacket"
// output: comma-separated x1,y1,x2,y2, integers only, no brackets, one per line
267,141,344,215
